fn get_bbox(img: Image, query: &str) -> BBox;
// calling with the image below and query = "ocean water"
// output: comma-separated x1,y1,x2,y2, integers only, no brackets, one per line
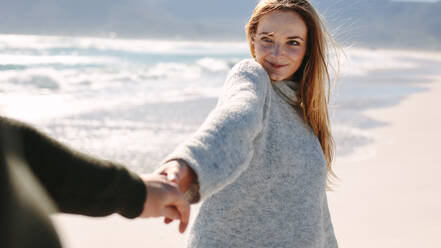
1,34,440,172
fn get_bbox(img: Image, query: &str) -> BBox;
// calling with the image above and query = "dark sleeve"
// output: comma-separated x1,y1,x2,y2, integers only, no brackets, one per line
1,117,147,219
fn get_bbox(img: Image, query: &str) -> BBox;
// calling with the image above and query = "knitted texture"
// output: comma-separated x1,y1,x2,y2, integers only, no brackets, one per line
165,59,338,248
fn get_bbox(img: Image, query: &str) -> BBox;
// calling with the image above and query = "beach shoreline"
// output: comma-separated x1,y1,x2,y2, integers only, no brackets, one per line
328,79,441,247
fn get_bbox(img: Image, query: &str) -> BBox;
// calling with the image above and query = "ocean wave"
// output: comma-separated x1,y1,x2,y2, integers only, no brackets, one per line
0,34,249,55
12,75,60,90
332,124,375,156
196,57,232,72
144,62,203,80
340,49,417,76
0,54,118,66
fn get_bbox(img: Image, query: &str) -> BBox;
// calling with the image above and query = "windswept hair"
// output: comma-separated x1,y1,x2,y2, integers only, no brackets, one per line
245,0,338,184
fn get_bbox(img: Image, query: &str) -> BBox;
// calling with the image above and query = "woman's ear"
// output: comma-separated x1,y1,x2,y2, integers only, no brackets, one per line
250,37,257,58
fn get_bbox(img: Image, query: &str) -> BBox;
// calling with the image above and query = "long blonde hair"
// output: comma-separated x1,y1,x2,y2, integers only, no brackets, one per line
245,0,337,181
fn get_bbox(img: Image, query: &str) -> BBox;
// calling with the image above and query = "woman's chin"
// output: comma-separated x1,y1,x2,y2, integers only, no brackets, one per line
269,74,287,81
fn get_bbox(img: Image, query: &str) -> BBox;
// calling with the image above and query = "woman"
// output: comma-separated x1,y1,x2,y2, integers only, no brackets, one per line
157,0,338,247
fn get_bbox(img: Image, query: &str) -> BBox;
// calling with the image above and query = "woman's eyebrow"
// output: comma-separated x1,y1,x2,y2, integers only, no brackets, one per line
287,36,305,41
257,32,274,36
258,32,305,41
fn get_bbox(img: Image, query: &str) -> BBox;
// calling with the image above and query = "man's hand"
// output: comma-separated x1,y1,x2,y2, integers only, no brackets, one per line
138,174,190,233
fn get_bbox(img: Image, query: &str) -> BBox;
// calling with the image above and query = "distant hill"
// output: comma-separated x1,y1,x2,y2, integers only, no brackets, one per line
1,0,440,49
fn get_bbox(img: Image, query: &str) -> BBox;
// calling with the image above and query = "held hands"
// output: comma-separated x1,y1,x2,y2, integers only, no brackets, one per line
138,174,190,233
156,160,195,193
155,160,196,224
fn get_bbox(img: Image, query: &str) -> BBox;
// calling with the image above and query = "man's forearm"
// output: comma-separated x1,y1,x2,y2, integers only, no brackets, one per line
1,117,146,218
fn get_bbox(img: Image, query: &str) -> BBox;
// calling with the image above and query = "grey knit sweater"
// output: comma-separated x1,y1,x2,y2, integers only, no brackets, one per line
165,59,338,248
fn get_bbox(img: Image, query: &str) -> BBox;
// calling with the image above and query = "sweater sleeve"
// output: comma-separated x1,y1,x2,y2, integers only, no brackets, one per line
164,59,270,202
0,117,147,219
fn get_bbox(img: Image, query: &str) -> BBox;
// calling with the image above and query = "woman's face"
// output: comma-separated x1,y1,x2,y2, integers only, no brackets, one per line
253,10,308,81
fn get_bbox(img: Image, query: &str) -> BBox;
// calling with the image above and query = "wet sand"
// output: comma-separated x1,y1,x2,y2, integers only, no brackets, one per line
328,79,441,247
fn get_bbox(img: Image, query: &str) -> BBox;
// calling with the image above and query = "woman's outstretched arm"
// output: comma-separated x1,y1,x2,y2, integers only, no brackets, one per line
159,59,271,203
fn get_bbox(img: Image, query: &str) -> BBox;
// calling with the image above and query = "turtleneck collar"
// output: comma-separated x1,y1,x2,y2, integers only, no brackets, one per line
271,80,300,106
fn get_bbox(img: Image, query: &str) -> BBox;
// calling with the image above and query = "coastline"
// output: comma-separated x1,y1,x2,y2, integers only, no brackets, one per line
52,79,441,247
328,79,441,247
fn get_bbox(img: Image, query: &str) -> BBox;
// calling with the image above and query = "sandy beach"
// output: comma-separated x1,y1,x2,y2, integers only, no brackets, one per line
328,79,441,247
52,77,441,247
52,212,193,247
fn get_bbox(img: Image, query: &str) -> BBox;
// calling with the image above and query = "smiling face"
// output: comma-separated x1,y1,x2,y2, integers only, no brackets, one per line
253,10,308,81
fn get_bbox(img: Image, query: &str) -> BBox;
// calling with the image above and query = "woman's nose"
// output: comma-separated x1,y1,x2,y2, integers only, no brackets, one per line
270,44,283,58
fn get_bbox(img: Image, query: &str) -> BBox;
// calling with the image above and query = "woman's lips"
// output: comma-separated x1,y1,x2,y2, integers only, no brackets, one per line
266,60,288,69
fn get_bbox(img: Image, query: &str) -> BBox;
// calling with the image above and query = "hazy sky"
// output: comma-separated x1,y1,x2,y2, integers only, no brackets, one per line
393,0,439,2
0,0,439,48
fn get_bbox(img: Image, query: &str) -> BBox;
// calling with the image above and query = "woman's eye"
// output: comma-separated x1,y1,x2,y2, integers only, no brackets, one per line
261,37,272,43
287,40,300,46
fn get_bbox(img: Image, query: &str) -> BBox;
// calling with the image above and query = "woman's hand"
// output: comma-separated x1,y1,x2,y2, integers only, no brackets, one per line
155,159,197,224
156,160,196,194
